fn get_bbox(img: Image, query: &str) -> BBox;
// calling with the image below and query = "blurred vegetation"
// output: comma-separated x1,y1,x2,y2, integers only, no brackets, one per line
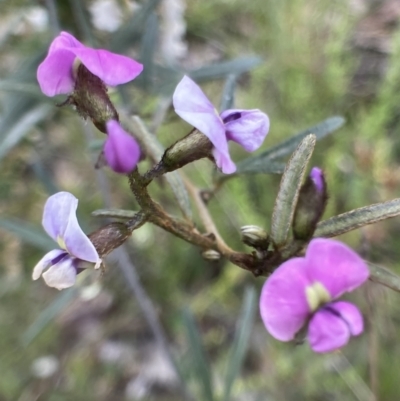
1,0,400,400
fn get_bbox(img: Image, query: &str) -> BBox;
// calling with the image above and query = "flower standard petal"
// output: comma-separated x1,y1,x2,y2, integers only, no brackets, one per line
221,109,270,152
308,307,351,353
37,49,77,96
260,258,311,341
63,209,99,263
173,76,234,173
305,238,369,299
104,120,141,173
42,191,99,263
42,192,79,243
69,47,143,86
32,249,67,280
42,257,78,290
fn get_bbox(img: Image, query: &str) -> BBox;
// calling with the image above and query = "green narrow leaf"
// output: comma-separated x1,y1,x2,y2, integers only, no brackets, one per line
110,0,162,52
223,287,257,401
0,218,54,251
91,209,139,219
270,134,316,248
368,262,400,293
0,104,52,161
22,288,77,346
314,198,400,238
219,74,237,111
31,158,59,195
235,116,345,176
0,80,42,96
182,308,214,401
123,115,192,219
139,12,158,90
189,56,263,81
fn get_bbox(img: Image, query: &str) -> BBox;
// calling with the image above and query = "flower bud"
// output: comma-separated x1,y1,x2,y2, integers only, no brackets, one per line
162,129,213,172
201,249,221,261
240,225,269,249
292,167,328,241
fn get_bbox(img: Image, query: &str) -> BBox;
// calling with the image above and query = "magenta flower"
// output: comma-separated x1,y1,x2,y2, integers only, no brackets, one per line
32,192,101,290
103,120,140,174
172,75,270,174
259,238,369,353
37,31,143,97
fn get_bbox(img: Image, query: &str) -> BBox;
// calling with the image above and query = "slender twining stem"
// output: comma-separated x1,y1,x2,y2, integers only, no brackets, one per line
180,172,233,254
127,169,262,272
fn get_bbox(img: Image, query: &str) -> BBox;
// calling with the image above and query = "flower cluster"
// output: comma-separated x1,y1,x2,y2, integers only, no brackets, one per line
34,32,370,356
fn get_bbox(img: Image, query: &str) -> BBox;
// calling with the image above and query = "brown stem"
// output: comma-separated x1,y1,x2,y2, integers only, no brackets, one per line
181,172,233,254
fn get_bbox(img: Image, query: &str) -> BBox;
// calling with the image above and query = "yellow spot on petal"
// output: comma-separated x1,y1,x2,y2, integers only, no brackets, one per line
214,108,223,123
72,58,82,79
305,282,331,312
57,236,67,251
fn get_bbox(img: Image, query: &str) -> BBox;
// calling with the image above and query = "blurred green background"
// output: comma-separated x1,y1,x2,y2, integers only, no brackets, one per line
1,0,400,400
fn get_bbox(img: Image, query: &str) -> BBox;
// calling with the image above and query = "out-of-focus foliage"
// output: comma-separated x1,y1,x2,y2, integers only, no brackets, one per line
1,0,400,400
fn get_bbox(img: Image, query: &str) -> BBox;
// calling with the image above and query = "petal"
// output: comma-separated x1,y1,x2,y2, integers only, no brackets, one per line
32,249,67,280
173,76,233,172
259,257,311,341
42,257,78,290
305,238,369,299
104,120,141,173
42,192,79,242
37,49,76,96
68,47,143,86
310,167,325,193
37,32,85,97
212,148,237,174
308,307,350,353
331,301,364,336
42,192,99,262
221,109,270,152
49,31,86,51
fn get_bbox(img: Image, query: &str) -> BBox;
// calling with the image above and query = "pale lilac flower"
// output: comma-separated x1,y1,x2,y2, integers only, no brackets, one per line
37,31,143,97
32,192,101,290
172,75,270,174
259,238,369,353
104,120,140,174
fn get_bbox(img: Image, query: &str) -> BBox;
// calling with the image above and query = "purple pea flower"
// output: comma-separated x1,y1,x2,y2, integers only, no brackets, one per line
32,192,101,290
259,238,369,353
103,120,140,174
37,31,143,97
172,75,270,174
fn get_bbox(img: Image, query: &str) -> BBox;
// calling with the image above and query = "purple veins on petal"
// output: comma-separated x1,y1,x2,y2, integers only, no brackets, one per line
308,306,351,353
32,249,67,280
221,109,270,152
308,301,363,353
42,256,79,290
104,120,140,174
305,238,369,299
